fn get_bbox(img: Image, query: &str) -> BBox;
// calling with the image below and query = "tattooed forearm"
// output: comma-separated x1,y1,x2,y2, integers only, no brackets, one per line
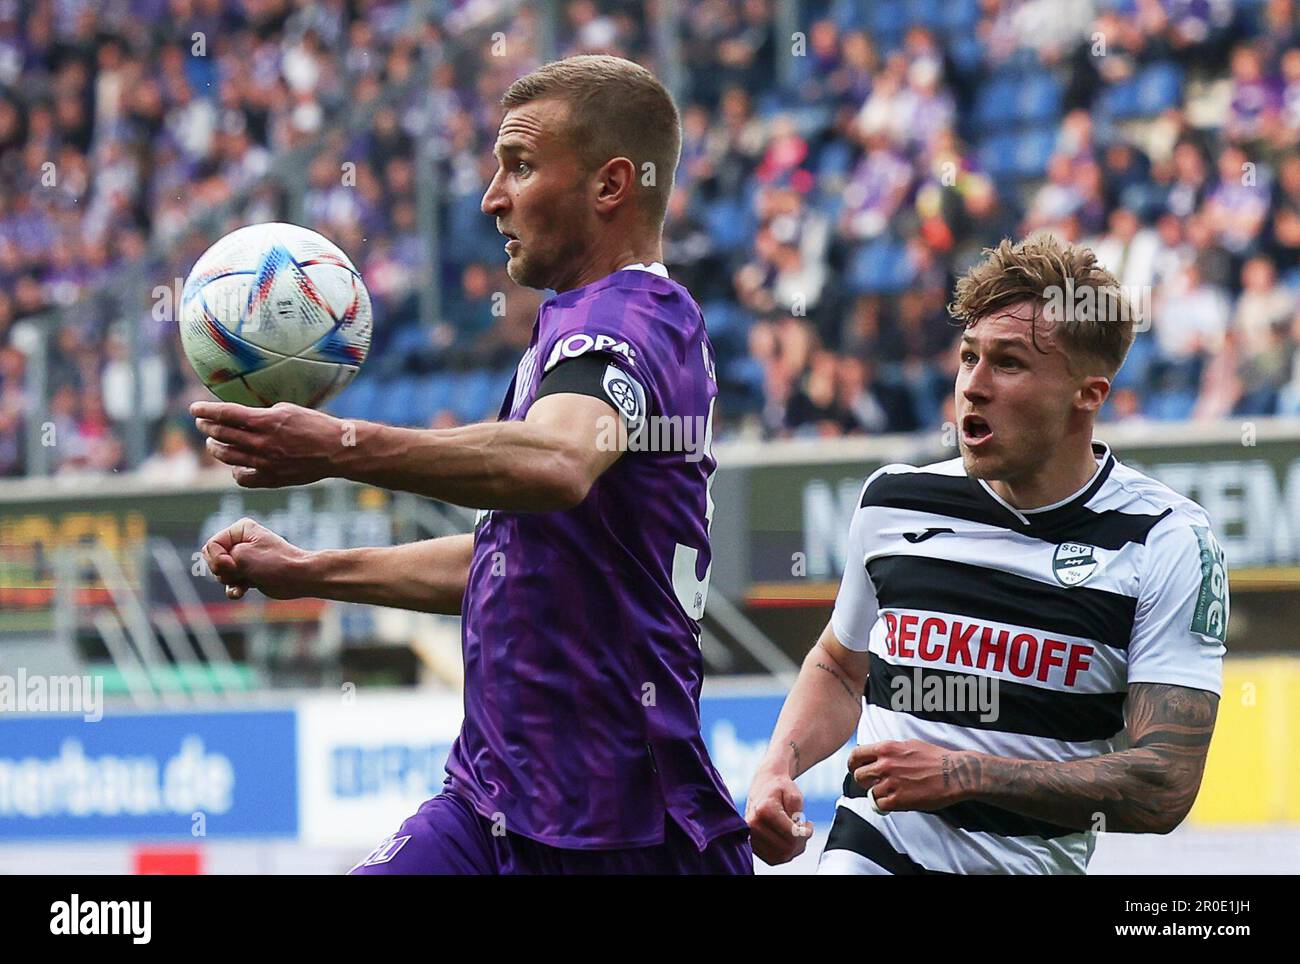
955,684,1218,833
815,661,858,702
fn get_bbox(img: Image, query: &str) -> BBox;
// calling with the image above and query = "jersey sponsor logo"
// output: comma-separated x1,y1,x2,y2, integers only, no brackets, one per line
545,333,638,372
1191,525,1228,644
902,527,955,544
880,610,1096,688
1052,541,1098,587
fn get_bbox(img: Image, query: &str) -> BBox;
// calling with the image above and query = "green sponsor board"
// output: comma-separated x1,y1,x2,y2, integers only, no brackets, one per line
710,430,1300,594
0,479,397,633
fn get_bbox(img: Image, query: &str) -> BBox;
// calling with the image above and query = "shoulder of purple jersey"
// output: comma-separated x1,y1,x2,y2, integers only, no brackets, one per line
539,273,702,379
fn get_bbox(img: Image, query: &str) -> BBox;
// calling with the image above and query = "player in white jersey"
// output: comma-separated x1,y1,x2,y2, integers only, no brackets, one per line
746,235,1228,874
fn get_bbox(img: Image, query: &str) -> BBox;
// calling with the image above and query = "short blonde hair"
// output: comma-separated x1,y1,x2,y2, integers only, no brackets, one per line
949,235,1138,378
502,55,681,229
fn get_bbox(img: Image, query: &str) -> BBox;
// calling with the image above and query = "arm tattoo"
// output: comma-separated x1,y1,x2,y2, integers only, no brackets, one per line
958,683,1218,834
815,661,858,702
788,740,801,773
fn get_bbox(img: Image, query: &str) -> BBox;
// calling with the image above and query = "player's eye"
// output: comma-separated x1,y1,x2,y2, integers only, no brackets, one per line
961,351,978,365
515,161,531,175
1001,356,1024,370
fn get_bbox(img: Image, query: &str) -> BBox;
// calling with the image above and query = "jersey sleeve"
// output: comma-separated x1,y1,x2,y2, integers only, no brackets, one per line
1126,515,1228,695
536,353,649,438
830,469,892,652
539,285,679,421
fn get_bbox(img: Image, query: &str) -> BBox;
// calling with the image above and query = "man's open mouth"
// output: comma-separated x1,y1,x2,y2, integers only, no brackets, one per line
962,414,992,444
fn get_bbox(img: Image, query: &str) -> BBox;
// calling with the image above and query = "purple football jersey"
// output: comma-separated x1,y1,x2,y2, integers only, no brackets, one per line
445,265,746,850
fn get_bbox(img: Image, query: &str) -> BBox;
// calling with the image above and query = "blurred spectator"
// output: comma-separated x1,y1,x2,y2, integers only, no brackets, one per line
137,422,201,485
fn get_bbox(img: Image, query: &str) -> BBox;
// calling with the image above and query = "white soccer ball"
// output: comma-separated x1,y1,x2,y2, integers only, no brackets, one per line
179,222,373,407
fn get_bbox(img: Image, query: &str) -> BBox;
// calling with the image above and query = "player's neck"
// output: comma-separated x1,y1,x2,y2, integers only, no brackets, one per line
985,440,1101,511
553,236,664,292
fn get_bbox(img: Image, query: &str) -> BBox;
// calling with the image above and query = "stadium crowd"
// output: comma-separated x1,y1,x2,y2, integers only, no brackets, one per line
1,0,1299,480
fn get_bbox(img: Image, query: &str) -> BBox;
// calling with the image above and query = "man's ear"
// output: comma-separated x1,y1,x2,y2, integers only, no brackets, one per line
593,156,636,217
1077,374,1111,415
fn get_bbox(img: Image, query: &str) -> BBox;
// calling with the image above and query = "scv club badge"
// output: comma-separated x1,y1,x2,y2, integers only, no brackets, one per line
1052,541,1098,587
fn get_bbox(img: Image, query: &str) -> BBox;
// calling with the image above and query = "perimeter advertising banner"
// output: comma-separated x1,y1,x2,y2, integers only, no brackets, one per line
0,691,837,844
0,708,298,841
0,478,397,636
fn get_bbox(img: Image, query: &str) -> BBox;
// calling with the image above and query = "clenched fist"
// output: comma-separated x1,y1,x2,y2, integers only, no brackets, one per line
200,517,314,600
745,767,814,866
848,740,971,813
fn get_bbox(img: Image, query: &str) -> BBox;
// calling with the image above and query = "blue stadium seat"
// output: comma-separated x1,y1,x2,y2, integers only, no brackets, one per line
815,139,855,181
1144,389,1197,421
941,0,980,33
1014,126,1058,179
722,356,767,413
830,0,870,30
487,366,516,411
329,376,379,420
411,373,453,422
887,242,916,292
1111,330,1156,392
378,376,421,426
846,237,894,293
947,34,985,75
390,322,429,356
704,198,753,252
1101,62,1182,121
866,0,905,49
450,370,496,424
904,0,944,29
978,132,1018,180
974,77,1019,132
1098,79,1139,120
1016,75,1062,126
1135,62,1183,116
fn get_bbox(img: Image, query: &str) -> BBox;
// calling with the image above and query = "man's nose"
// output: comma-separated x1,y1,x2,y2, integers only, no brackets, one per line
962,359,992,400
481,172,507,216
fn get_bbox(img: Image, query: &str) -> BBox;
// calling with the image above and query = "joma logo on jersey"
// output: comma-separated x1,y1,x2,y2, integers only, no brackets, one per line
546,333,637,370
1052,541,1098,587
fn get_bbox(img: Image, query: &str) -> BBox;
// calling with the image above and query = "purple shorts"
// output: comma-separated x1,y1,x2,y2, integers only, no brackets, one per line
348,784,753,875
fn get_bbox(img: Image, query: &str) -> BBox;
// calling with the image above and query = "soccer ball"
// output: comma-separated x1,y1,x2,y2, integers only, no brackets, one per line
179,222,372,407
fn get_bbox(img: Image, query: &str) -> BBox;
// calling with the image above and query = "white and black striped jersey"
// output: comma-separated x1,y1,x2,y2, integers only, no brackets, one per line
819,441,1229,876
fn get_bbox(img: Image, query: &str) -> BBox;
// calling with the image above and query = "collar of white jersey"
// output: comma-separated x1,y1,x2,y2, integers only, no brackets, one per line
975,440,1116,526
617,261,669,278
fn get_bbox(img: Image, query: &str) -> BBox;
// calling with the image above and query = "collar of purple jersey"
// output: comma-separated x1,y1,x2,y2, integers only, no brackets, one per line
618,261,669,278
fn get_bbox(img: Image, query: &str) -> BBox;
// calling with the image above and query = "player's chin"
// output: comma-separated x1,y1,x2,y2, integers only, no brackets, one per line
505,251,551,290
959,445,1003,479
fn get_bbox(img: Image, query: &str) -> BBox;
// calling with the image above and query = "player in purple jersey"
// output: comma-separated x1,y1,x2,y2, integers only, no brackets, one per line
191,55,752,874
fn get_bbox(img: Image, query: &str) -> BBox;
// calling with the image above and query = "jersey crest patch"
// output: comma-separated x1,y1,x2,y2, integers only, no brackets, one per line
601,363,646,437
1052,541,1098,587
1191,525,1229,644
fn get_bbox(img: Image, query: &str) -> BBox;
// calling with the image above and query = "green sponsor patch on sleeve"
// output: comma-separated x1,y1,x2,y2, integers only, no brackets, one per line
1190,525,1229,644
